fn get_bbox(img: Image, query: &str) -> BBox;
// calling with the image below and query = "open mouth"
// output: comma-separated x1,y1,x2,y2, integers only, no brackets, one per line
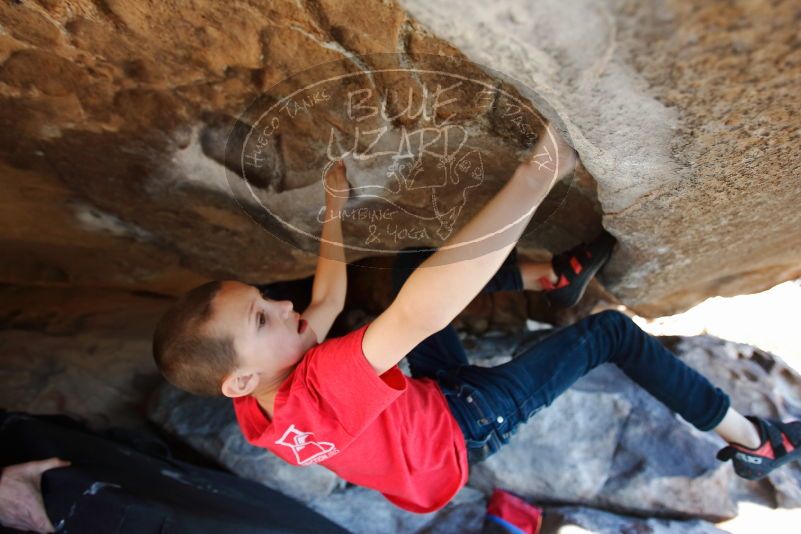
297,318,307,334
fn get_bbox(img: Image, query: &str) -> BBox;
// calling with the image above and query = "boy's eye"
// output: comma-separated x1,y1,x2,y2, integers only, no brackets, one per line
258,312,266,329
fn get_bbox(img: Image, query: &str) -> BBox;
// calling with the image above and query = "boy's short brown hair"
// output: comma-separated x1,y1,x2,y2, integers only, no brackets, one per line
152,280,238,396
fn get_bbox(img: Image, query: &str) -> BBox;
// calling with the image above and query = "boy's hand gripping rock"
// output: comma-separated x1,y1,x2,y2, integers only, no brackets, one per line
514,123,578,192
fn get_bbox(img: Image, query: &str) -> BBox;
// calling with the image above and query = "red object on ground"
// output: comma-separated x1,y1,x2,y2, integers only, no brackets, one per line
485,488,543,534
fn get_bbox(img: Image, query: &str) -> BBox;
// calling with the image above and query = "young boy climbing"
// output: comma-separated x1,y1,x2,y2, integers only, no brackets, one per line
152,124,801,513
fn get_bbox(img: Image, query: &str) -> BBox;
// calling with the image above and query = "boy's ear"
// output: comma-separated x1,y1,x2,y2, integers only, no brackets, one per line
221,371,259,398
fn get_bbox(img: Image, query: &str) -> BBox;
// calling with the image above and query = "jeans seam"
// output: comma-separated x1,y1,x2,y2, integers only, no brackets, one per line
448,376,505,454
461,384,493,427
515,331,591,419
439,372,492,449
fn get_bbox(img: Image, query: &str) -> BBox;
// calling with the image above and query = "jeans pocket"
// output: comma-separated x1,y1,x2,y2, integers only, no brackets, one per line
440,372,500,441
461,387,502,464
437,371,491,424
459,382,495,429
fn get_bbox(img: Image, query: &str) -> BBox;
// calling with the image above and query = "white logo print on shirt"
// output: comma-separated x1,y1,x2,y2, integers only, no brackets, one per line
275,424,340,465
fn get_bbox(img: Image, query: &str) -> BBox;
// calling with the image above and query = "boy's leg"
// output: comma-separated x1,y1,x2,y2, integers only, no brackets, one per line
442,309,731,464
389,247,523,379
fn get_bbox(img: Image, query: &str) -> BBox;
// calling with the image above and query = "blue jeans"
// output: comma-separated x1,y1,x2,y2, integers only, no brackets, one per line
390,247,731,465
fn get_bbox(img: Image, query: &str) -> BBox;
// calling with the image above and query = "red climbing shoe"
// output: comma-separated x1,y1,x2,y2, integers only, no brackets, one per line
716,415,801,480
539,230,617,308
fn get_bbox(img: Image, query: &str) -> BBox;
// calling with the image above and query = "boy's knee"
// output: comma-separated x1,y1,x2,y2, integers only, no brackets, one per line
594,309,629,325
593,309,634,345
599,309,649,357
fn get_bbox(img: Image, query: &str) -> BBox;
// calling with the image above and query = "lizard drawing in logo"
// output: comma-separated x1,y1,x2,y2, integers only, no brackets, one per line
323,142,486,242
275,424,339,466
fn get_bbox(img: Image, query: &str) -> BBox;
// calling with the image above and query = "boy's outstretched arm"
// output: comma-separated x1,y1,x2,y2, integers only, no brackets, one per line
363,125,577,375
301,160,349,344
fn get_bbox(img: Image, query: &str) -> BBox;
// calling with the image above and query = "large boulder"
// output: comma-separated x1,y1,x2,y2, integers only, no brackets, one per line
146,383,486,533
2,1,799,316
466,356,735,521
541,505,728,534
147,383,343,503
306,485,487,534
400,0,801,316
465,327,801,518
146,325,801,530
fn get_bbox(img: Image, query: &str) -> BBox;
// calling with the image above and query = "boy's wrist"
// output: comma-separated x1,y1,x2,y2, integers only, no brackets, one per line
507,167,556,200
325,195,347,212
512,163,554,183
310,292,346,311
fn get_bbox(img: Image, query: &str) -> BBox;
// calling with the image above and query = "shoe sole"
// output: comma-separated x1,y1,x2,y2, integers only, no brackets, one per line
546,239,615,308
733,444,801,480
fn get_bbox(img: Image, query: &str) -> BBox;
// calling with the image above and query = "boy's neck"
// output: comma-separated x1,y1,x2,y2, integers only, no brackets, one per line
255,393,275,420
251,362,299,416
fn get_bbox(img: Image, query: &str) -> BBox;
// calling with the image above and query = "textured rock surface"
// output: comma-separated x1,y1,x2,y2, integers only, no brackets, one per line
662,334,801,509
541,506,728,534
467,329,801,515
0,283,494,534
2,1,799,316
145,323,801,529
0,284,165,430
467,355,736,521
0,0,592,299
3,283,799,530
401,0,801,316
147,382,343,503
146,382,490,532
307,484,487,534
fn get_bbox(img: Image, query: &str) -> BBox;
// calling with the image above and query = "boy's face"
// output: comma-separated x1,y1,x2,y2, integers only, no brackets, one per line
209,281,307,394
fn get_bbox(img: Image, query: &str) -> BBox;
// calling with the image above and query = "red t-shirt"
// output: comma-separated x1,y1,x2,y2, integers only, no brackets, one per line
233,321,469,513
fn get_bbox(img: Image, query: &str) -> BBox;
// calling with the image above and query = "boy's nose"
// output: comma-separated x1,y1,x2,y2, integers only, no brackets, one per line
281,300,294,314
